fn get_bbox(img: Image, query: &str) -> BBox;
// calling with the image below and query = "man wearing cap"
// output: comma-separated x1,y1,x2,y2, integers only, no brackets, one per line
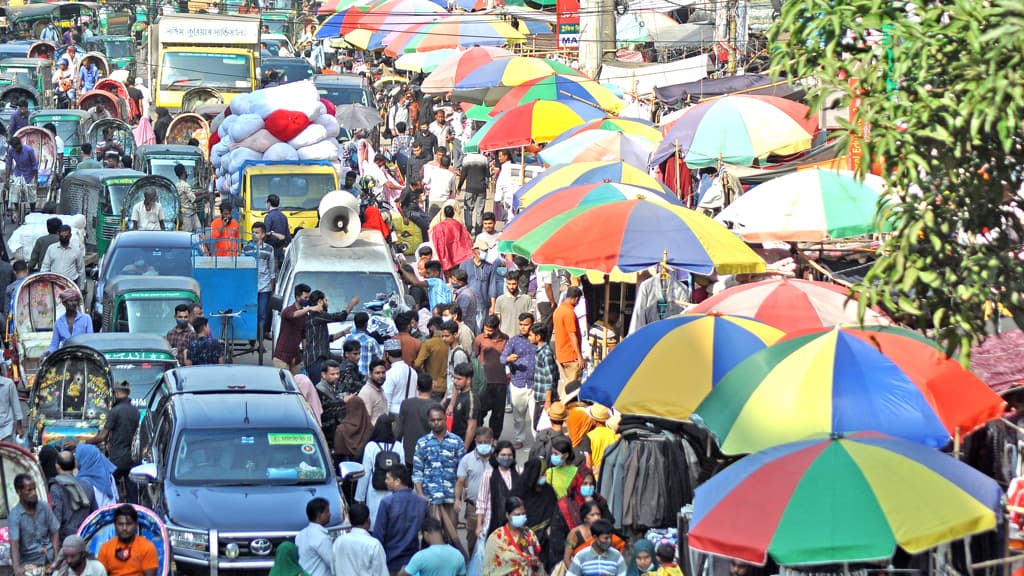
383,339,416,416
85,380,139,503
458,239,500,325
47,289,92,354
580,404,619,478
62,46,82,72
54,535,106,576
41,225,84,287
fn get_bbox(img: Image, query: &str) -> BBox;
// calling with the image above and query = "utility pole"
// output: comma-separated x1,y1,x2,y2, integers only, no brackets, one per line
578,0,600,77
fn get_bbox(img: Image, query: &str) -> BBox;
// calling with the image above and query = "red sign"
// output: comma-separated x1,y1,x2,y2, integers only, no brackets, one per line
557,0,580,50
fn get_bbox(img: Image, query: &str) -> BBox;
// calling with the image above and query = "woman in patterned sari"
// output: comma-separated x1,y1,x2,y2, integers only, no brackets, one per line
483,496,542,575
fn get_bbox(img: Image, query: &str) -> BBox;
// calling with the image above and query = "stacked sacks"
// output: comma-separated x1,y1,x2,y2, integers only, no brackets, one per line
210,80,344,199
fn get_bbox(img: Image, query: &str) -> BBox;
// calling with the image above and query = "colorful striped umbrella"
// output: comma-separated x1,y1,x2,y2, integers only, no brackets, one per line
547,116,663,149
422,46,511,94
341,0,446,34
651,95,818,168
689,432,1002,566
579,314,783,420
716,169,888,242
315,2,374,38
498,182,682,252
506,199,766,274
688,278,891,332
539,130,654,167
693,326,1006,455
513,161,671,210
384,16,526,56
489,74,625,117
475,100,606,151
454,56,583,105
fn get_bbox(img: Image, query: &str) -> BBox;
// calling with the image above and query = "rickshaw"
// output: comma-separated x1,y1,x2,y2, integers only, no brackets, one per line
180,87,223,113
84,36,135,75
78,89,126,121
0,83,39,128
11,125,59,209
64,333,177,411
133,145,210,225
120,175,179,231
100,276,201,335
5,3,100,40
0,443,48,569
165,113,210,153
30,108,101,172
88,117,136,163
4,273,81,388
27,344,113,449
27,41,56,61
94,79,139,120
59,168,146,256
79,504,170,576
78,51,110,80
0,58,53,106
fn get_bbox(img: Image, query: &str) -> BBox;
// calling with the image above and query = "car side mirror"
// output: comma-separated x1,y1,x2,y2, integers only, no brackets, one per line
269,295,283,312
130,462,159,484
88,267,99,281
339,461,364,482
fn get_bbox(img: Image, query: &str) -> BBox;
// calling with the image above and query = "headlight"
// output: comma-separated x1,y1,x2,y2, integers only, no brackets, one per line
169,529,209,552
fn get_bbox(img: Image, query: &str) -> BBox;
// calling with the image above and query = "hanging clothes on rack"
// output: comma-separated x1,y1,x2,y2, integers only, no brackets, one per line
628,266,691,334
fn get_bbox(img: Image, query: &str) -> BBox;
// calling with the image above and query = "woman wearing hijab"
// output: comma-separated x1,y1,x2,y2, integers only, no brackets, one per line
333,395,372,460
518,458,557,572
355,413,403,530
269,541,309,576
547,466,609,574
38,445,60,481
294,374,323,423
631,539,659,575
544,436,577,499
133,113,156,146
75,444,119,507
482,496,541,576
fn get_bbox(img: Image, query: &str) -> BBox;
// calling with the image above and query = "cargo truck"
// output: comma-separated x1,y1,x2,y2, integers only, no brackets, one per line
147,13,261,112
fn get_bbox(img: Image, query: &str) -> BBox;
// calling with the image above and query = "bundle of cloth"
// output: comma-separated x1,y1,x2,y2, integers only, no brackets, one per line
208,80,343,198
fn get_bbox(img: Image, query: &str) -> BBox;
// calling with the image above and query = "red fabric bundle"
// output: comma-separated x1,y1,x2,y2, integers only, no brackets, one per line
263,109,311,142
208,130,220,153
320,98,336,117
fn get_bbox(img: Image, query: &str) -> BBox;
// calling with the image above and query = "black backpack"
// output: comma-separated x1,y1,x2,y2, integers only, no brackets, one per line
372,442,401,491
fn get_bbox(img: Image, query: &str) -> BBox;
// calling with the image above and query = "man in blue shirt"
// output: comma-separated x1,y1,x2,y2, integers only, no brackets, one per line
47,289,92,354
412,406,466,559
501,313,537,448
263,194,290,267
344,312,382,377
373,465,428,574
5,135,38,221
458,240,501,326
398,517,466,576
78,61,99,93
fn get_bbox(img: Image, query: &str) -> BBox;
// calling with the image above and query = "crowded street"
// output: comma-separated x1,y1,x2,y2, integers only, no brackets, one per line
0,0,1022,575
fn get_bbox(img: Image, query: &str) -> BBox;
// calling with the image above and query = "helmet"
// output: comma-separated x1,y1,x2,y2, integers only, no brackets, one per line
357,175,377,193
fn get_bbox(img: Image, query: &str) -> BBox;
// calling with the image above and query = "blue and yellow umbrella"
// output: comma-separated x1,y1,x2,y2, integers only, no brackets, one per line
579,314,783,420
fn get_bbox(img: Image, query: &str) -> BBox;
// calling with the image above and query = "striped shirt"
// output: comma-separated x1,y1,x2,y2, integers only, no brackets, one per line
568,545,627,576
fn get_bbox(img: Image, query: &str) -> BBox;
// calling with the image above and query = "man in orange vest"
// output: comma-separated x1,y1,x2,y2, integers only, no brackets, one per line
210,203,239,256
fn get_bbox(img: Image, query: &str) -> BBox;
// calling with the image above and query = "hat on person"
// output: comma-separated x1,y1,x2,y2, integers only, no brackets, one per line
587,403,612,423
473,239,489,251
547,401,568,422
61,535,87,553
135,77,144,86
113,380,132,393
382,339,402,353
58,289,80,303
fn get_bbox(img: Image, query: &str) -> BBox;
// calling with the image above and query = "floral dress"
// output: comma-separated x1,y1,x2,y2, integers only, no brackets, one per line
483,524,541,576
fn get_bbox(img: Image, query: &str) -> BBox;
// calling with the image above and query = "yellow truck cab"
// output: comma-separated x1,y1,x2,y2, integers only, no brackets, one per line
147,13,261,112
238,160,339,235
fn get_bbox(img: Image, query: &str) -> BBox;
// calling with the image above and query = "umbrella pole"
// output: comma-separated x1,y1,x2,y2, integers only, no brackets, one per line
520,145,526,186
673,139,681,203
954,426,961,460
604,277,611,324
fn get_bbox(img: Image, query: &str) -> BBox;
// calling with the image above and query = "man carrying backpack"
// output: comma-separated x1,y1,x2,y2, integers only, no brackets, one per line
48,450,97,541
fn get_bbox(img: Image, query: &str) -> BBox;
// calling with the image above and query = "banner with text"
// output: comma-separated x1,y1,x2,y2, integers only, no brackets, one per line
557,0,580,50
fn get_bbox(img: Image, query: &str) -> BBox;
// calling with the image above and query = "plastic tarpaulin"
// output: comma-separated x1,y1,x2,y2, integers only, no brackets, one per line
655,74,805,107
599,54,708,98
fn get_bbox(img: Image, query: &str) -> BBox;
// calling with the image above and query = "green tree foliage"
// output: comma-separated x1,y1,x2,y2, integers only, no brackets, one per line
769,0,1024,360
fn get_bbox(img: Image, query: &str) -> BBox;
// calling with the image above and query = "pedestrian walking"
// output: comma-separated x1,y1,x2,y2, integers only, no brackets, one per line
450,269,480,335
269,541,307,576
305,292,358,382
545,436,579,500
566,519,626,576
248,222,277,337
415,317,449,399
165,304,196,362
475,440,520,539
441,321,471,404
344,312,383,378
9,473,60,574
358,359,389,426
482,497,542,576
396,374,443,465
501,313,536,447
383,339,417,416
273,284,313,373
458,240,500,323
448,362,481,452
74,445,119,508
395,312,422,366
397,517,466,576
295,498,334,576
553,287,583,397
473,315,508,439
457,153,490,236
84,380,140,503
48,451,97,541
579,405,619,477
374,466,429,574
455,427,493,556
412,406,467,559
184,317,224,365
40,225,84,286
0,370,23,443
332,502,388,576
494,274,535,339
530,325,560,432
356,415,404,529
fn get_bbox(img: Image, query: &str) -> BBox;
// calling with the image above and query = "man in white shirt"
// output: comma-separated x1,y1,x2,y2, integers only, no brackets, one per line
130,190,167,231
295,498,334,576
424,156,456,214
332,502,388,576
534,268,559,325
41,225,85,286
382,339,416,415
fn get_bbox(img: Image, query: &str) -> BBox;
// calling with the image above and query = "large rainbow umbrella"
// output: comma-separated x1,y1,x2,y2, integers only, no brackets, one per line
579,314,783,420
384,16,526,56
315,2,375,38
489,74,625,116
689,432,1002,566
341,0,446,34
422,46,511,94
651,95,818,168
539,130,654,167
454,56,583,105
507,199,766,274
547,116,663,148
716,168,889,241
693,326,1006,455
512,161,671,210
498,182,682,253
688,278,891,332
475,100,606,151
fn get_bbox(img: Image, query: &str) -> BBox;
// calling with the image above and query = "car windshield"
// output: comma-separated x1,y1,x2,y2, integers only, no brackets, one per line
103,40,132,59
105,246,194,279
160,52,251,90
265,62,313,83
119,299,195,335
108,361,173,405
34,118,80,146
172,429,329,485
317,85,371,107
294,271,399,311
249,173,336,211
149,158,198,187
0,66,37,83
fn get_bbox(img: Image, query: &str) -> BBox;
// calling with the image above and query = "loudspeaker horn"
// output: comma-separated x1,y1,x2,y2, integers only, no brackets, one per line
318,191,361,247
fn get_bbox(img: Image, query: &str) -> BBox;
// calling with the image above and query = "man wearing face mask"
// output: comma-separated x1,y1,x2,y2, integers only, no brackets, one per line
47,289,92,354
165,304,195,361
568,519,626,576
413,121,438,158
455,426,493,556
41,225,84,287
